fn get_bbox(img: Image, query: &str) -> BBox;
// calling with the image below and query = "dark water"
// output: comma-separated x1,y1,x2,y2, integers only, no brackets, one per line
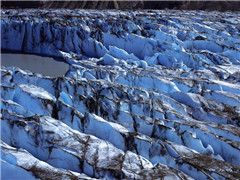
1,53,69,77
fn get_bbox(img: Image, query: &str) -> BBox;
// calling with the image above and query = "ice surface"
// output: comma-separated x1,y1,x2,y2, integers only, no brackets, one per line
1,9,240,180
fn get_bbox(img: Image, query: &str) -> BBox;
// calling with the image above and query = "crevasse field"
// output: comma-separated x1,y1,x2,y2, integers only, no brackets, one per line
1,9,240,179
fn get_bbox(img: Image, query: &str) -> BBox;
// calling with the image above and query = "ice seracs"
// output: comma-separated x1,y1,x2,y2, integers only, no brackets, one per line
1,9,240,180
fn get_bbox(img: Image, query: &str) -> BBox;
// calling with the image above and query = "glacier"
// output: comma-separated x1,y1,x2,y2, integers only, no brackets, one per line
1,9,240,180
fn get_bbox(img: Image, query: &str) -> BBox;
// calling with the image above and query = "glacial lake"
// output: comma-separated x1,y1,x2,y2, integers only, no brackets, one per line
1,53,69,77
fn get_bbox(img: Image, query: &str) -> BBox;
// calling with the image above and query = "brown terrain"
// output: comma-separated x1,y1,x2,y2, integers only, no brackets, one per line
1,1,240,11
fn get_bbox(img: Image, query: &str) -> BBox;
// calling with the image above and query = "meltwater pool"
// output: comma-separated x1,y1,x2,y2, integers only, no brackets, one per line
1,53,69,77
